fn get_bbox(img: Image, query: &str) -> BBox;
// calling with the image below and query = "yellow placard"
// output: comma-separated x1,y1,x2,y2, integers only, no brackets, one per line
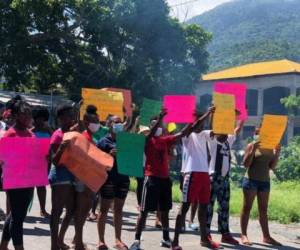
213,92,235,110
167,123,177,133
259,115,288,149
213,110,236,135
80,88,124,121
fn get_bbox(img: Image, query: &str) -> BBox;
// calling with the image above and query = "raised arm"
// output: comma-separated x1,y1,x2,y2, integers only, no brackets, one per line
269,145,281,170
147,110,166,140
234,120,245,136
243,141,259,168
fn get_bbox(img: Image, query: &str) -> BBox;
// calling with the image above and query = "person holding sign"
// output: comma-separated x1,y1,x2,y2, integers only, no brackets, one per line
206,118,244,246
48,104,76,250
241,127,282,246
0,101,35,250
73,105,101,250
96,115,130,250
172,107,220,250
129,110,193,250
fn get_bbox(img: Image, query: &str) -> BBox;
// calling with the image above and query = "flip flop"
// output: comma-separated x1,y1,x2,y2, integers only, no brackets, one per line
113,243,129,250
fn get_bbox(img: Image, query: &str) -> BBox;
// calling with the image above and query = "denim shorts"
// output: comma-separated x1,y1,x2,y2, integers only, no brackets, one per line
48,165,75,185
242,177,270,192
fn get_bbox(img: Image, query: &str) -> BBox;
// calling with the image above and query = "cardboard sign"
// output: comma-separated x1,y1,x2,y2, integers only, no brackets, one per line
103,88,133,117
259,115,288,149
0,138,50,190
163,95,196,123
212,110,236,135
59,132,114,192
213,92,235,110
140,98,162,126
80,88,124,121
214,82,248,120
116,132,145,178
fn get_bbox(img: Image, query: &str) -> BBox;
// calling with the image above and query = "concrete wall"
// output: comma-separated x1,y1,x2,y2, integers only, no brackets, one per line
195,73,300,145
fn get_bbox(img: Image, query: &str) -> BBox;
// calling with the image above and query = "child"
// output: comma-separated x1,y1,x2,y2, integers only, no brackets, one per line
130,110,192,250
48,104,76,250
172,108,220,250
32,106,53,217
0,100,35,250
206,120,244,246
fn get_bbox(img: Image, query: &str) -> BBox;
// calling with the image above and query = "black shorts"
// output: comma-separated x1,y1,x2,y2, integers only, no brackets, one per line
100,177,130,200
141,176,172,212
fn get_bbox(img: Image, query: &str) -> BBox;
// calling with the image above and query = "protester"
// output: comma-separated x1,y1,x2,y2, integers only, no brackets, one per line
206,120,244,246
129,109,193,250
240,127,282,246
97,115,130,250
73,105,100,250
0,100,35,250
32,107,53,218
172,108,220,250
48,104,76,250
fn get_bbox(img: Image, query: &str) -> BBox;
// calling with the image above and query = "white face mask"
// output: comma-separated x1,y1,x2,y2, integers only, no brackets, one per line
112,123,124,133
88,123,101,133
155,127,163,137
253,134,259,141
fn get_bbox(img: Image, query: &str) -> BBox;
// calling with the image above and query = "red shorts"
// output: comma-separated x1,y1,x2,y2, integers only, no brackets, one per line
182,172,210,204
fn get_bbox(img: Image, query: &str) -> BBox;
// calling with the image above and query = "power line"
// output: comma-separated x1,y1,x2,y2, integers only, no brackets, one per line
169,0,201,8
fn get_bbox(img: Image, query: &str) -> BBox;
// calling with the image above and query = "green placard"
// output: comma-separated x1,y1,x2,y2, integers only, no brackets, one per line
93,126,109,143
140,98,162,126
116,132,146,178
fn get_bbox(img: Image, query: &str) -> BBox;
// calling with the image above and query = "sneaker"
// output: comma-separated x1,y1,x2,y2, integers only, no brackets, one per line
160,239,172,248
221,233,239,245
188,223,199,231
129,240,141,250
201,237,220,250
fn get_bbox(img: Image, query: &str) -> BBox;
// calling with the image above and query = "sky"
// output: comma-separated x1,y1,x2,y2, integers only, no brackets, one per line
167,0,232,21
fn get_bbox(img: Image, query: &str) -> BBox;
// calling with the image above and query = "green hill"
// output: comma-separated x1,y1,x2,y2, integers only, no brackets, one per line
188,0,300,71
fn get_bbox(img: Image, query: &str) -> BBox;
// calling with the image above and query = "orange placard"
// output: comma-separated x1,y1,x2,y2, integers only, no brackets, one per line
59,132,114,192
103,88,133,117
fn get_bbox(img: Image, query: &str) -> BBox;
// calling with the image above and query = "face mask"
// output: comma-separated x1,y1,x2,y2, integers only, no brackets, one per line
112,123,124,133
155,127,163,137
88,123,101,133
253,135,259,141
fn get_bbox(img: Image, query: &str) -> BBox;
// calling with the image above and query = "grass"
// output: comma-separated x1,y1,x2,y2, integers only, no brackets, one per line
129,179,300,224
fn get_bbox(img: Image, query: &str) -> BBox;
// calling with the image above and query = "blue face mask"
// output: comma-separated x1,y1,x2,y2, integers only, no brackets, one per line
112,123,124,133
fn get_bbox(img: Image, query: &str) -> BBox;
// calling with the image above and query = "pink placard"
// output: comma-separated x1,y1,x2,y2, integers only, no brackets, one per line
214,82,248,120
0,138,50,190
163,95,196,123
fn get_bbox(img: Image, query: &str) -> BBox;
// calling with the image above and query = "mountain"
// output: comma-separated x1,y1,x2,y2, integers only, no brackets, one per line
188,0,300,72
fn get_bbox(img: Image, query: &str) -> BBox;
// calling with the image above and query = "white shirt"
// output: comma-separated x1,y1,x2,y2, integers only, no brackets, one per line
181,131,211,173
207,131,236,177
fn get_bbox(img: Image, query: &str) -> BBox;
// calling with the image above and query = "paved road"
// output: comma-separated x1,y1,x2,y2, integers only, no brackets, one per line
0,190,299,250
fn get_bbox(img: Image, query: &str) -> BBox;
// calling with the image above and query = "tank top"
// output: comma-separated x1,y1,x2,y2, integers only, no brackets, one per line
245,148,275,182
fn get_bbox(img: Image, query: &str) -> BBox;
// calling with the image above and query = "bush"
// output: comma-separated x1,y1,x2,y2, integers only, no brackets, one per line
275,136,300,181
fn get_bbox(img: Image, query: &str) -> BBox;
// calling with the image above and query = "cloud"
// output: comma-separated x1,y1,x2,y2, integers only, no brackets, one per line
167,0,232,21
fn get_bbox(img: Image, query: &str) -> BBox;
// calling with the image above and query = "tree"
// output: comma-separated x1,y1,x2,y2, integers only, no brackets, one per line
280,95,300,116
0,0,211,102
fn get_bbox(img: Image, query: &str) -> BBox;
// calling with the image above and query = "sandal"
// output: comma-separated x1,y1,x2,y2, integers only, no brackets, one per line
97,244,109,250
114,242,129,250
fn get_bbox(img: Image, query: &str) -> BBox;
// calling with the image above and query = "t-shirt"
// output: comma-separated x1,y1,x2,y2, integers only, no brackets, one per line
3,127,34,138
144,135,177,178
50,129,64,145
206,130,235,177
34,131,51,138
181,131,210,173
82,130,93,143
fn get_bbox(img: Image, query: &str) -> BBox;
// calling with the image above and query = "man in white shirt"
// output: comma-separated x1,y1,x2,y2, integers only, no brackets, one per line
205,120,244,246
172,107,220,250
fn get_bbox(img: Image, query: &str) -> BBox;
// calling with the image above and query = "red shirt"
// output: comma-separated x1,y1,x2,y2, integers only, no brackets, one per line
144,135,176,178
3,127,34,138
82,130,94,144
